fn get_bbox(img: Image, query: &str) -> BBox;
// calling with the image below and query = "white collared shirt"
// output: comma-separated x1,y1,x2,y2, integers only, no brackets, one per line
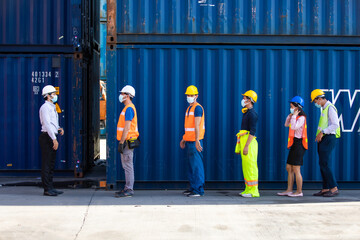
39,101,59,140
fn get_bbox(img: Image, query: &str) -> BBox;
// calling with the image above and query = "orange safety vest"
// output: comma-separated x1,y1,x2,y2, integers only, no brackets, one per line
116,103,139,141
287,116,308,150
183,103,205,141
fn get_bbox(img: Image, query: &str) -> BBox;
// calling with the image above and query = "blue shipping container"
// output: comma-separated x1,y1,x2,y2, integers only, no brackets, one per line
0,54,85,174
0,0,82,47
114,0,360,36
106,45,360,185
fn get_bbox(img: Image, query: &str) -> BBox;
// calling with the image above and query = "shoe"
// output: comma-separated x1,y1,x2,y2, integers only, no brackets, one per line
277,192,293,196
115,189,125,195
187,192,202,197
183,190,192,195
241,193,253,198
52,189,64,194
323,190,339,197
115,189,133,198
44,190,58,196
288,192,303,197
313,190,330,196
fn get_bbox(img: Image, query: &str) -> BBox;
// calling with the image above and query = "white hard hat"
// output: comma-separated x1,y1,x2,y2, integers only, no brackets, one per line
120,85,135,97
42,85,57,96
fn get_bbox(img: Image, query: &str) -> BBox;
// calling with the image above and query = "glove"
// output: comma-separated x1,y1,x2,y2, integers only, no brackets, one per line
118,142,125,153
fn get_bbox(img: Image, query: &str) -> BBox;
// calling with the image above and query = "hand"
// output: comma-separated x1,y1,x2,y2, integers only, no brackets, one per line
180,139,186,149
315,132,324,143
118,142,125,153
53,139,59,150
59,128,64,136
195,140,203,152
243,145,249,155
293,110,300,116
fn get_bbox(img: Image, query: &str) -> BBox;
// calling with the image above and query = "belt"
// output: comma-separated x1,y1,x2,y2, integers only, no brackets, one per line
41,131,58,135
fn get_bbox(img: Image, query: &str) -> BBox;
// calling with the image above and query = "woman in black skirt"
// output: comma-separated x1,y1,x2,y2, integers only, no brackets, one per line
278,96,308,197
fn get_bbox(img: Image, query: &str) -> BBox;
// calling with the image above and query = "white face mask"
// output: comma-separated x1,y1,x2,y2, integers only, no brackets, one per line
241,99,248,107
187,96,195,104
119,94,126,103
290,108,295,114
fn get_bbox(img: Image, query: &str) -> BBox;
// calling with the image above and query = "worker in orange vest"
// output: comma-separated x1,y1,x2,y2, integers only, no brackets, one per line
115,85,139,198
180,85,205,197
278,96,308,197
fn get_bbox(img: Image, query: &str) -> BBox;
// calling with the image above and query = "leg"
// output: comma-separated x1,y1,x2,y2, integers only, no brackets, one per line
121,145,134,192
241,139,259,197
187,141,205,195
48,144,57,190
318,135,338,192
279,164,294,194
39,134,53,192
318,141,329,191
293,165,303,194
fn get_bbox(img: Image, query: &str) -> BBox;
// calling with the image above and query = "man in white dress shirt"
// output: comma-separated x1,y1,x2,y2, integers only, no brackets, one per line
39,85,64,196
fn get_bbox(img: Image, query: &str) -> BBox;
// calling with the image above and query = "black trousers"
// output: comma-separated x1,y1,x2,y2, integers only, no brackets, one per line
39,132,57,191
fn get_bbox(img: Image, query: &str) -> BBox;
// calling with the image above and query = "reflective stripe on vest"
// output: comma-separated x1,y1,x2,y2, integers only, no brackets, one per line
316,103,341,138
116,103,139,141
287,116,308,150
183,103,205,141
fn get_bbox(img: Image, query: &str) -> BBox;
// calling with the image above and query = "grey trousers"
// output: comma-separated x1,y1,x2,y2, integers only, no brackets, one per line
121,144,134,191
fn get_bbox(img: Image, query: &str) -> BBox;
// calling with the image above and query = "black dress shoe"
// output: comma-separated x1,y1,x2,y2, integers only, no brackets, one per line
52,189,64,194
44,190,58,196
313,190,330,196
323,190,339,197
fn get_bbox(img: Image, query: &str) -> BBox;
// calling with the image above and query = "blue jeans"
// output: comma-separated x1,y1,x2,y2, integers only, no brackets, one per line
317,134,338,189
186,140,205,195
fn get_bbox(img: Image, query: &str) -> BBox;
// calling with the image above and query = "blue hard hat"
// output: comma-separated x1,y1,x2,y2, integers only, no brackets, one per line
290,96,304,108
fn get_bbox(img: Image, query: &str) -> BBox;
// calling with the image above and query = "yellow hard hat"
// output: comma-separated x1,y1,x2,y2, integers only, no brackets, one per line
311,89,325,102
185,85,199,95
242,90,258,103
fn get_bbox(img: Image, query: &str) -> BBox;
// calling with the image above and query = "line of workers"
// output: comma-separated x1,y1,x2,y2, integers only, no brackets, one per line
38,85,340,198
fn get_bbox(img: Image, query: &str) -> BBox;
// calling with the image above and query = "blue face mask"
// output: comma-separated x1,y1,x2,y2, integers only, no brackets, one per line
290,108,295,114
51,95,58,103
315,103,321,108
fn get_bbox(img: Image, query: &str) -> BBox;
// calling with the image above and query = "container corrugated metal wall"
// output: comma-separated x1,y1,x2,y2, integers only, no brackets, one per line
0,54,84,172
116,0,360,35
107,0,360,187
0,0,81,46
0,0,100,176
107,45,360,184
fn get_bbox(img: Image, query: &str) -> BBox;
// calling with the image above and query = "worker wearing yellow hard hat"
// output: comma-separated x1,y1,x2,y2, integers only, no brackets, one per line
311,89,341,197
235,90,260,197
180,85,205,197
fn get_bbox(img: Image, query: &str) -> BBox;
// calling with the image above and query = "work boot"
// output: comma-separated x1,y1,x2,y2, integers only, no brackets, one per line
44,190,58,197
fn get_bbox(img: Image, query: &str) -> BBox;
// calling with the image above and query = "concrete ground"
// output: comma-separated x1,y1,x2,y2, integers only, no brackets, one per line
0,187,359,240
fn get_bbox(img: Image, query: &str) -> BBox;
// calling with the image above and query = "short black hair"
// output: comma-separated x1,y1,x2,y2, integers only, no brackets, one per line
246,96,254,105
291,102,307,118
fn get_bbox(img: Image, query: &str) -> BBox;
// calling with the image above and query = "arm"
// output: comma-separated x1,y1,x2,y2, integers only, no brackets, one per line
40,107,56,140
194,116,203,152
289,116,305,130
243,112,257,155
323,106,340,134
284,115,291,127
